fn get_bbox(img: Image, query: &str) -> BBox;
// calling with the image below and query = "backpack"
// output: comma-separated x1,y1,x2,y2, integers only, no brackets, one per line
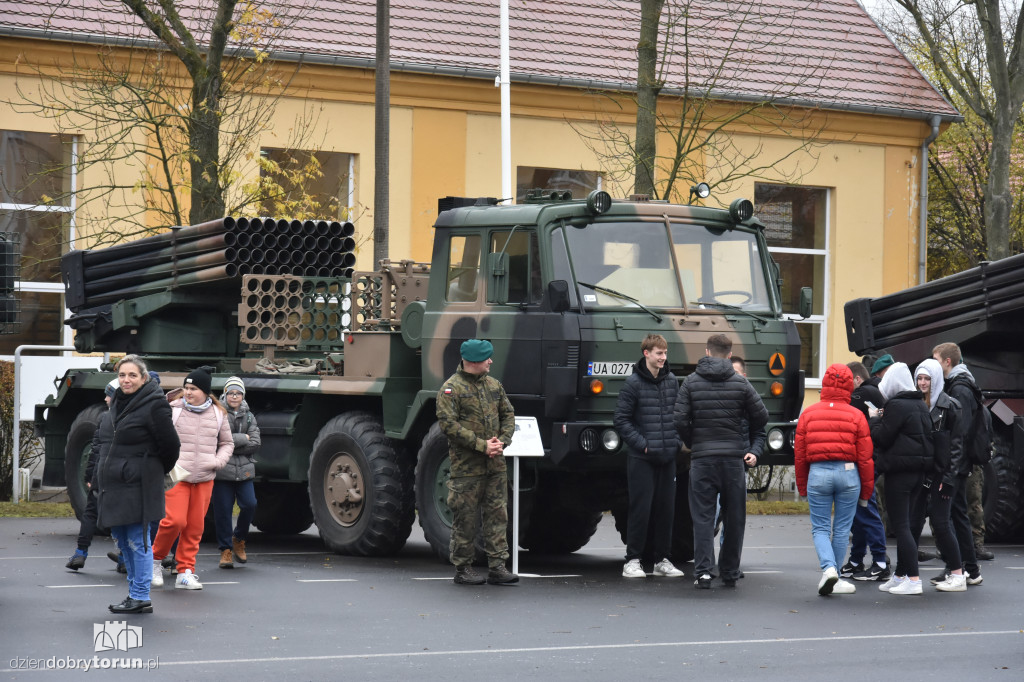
952,377,994,465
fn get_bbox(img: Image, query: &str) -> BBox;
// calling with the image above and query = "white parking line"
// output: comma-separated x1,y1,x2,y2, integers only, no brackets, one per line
296,578,357,582
61,629,1017,670
44,584,115,589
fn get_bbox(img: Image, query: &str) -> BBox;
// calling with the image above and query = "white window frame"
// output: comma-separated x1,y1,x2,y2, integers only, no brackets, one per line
761,185,829,388
0,135,77,359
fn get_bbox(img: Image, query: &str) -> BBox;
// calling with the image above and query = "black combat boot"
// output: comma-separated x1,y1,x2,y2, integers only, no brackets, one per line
454,565,485,585
108,597,153,614
487,564,519,585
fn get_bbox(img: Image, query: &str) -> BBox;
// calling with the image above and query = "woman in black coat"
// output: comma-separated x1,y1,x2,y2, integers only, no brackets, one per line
93,355,180,614
870,362,934,596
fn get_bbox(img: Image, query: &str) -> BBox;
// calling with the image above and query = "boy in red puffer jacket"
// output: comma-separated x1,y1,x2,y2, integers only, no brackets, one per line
795,363,874,596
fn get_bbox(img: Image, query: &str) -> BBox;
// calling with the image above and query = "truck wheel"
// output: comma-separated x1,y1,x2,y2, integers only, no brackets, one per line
415,423,516,564
982,427,1023,542
252,483,314,535
64,403,107,520
308,412,414,556
521,498,602,554
415,424,455,562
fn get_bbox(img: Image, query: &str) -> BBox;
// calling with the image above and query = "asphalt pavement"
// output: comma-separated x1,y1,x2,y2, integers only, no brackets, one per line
1,513,1022,681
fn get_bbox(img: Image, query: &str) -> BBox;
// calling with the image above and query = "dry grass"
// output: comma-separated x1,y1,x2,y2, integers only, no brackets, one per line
747,500,809,515
0,501,76,518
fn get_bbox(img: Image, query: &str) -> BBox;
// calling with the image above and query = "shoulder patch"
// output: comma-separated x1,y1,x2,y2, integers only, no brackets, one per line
443,388,453,394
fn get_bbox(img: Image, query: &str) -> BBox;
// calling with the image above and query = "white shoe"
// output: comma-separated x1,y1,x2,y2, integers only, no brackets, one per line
831,579,856,594
818,566,839,595
879,575,905,592
151,560,164,587
935,572,968,592
889,578,923,595
622,558,645,579
175,569,203,590
653,559,684,577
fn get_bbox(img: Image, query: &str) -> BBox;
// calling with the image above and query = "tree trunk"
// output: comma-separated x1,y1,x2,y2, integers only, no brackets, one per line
634,0,664,197
985,115,1013,261
373,0,390,268
188,73,226,225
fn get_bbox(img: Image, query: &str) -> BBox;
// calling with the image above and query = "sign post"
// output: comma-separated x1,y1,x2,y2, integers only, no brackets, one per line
503,416,545,575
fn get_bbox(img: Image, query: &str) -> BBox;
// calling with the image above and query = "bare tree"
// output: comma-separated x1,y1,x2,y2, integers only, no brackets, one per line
881,0,1024,261
588,0,830,203
7,0,323,250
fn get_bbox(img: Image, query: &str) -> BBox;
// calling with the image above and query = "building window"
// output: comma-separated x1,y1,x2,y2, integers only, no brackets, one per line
516,167,601,203
755,183,829,382
259,149,354,221
0,131,76,356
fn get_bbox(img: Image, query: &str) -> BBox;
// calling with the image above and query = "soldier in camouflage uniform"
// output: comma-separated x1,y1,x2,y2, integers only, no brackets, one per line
436,339,518,585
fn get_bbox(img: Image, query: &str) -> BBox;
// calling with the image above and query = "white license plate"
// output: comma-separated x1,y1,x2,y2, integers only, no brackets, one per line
586,362,633,377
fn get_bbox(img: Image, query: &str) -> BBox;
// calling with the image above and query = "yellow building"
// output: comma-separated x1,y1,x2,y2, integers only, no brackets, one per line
0,0,959,396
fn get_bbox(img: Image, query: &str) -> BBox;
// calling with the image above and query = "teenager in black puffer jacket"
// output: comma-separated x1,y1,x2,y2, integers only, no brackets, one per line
870,362,934,595
613,334,683,579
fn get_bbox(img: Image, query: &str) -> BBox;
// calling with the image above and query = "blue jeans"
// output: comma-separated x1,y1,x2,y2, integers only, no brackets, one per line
807,461,861,572
109,523,152,600
848,485,887,565
212,479,258,551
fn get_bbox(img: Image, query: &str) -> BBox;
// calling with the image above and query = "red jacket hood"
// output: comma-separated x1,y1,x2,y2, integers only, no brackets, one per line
820,363,853,403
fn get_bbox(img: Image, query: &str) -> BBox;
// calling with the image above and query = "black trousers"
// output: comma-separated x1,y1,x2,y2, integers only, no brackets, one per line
76,490,99,552
950,474,979,573
885,471,924,577
690,458,746,580
625,455,676,562
910,482,962,573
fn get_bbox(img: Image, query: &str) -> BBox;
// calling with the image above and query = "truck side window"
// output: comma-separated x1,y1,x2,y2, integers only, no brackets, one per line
490,230,541,305
446,235,481,302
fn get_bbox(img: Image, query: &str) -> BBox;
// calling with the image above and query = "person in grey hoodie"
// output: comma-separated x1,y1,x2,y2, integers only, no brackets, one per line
213,376,261,569
674,334,768,589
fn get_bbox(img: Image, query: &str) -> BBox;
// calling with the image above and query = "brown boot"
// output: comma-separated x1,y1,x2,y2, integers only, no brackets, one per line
219,548,234,569
232,536,247,564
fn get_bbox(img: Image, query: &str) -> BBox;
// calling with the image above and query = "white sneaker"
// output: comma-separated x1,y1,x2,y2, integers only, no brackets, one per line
879,575,905,592
175,569,203,590
935,572,968,592
151,560,164,587
622,559,645,579
653,559,684,577
831,579,856,594
818,566,839,595
889,578,923,595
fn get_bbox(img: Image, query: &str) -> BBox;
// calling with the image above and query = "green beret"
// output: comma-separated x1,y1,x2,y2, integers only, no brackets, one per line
460,339,493,362
871,354,894,376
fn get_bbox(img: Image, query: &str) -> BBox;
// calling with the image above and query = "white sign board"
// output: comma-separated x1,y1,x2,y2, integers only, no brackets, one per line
18,357,106,421
504,416,545,457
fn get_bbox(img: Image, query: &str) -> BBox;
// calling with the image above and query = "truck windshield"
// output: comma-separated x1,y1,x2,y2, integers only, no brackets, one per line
561,220,772,311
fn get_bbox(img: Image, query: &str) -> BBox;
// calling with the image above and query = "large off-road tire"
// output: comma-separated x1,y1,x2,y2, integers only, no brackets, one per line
415,424,454,561
982,426,1023,542
611,467,694,565
520,491,603,555
308,412,415,556
252,483,314,535
414,422,516,564
64,403,107,520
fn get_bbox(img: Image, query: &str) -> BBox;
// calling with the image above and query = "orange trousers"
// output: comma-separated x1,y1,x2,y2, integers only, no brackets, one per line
152,480,213,574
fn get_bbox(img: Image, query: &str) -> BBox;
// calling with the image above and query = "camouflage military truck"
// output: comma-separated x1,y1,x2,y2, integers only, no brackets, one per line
845,252,1024,542
37,190,805,562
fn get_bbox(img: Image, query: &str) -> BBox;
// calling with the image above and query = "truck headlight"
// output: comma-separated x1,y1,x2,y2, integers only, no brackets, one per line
601,429,620,452
767,427,785,451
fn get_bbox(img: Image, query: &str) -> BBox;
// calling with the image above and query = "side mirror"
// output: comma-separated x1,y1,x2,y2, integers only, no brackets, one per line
487,252,509,304
799,287,813,319
548,280,571,313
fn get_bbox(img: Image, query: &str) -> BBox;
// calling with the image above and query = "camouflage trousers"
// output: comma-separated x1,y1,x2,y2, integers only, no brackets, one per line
447,469,509,569
967,464,985,544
